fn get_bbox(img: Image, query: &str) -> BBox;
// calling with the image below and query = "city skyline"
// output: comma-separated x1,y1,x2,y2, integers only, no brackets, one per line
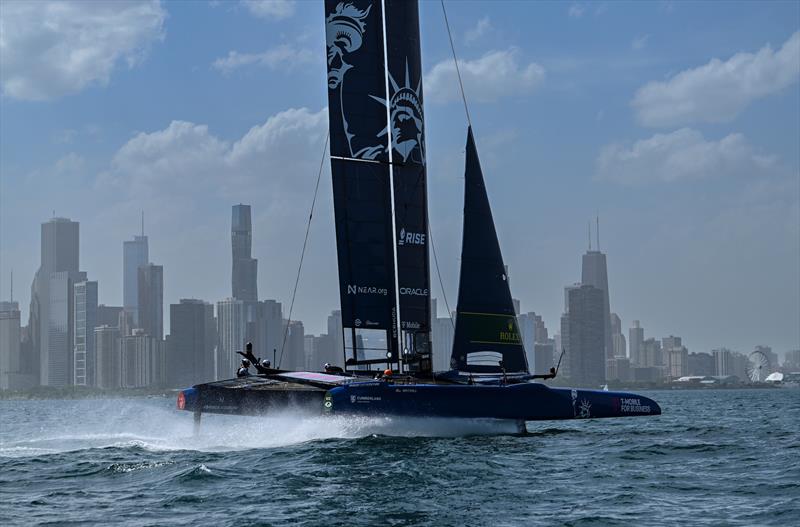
0,207,797,391
1,210,798,362
1,1,798,354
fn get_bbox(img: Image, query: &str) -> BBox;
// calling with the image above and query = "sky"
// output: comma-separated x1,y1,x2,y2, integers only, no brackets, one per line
1,0,798,356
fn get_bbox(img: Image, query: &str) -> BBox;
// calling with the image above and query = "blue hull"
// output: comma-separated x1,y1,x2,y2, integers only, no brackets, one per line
325,381,660,420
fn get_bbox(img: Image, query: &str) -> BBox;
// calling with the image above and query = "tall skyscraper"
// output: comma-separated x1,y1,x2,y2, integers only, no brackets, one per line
123,234,148,326
232,204,258,302
1,301,21,390
73,280,98,386
137,264,163,340
29,217,81,386
560,284,606,386
629,320,644,366
216,298,247,379
94,325,121,389
167,299,216,388
581,248,612,361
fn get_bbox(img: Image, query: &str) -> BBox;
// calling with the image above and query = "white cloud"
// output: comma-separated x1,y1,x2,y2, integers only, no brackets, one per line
212,44,314,74
426,49,545,104
0,0,166,101
568,4,585,18
596,128,778,184
632,31,800,127
464,16,492,44
632,34,650,50
241,0,295,20
104,107,327,200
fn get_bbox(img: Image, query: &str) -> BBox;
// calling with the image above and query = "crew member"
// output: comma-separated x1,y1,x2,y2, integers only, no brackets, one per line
237,359,251,378
260,359,271,370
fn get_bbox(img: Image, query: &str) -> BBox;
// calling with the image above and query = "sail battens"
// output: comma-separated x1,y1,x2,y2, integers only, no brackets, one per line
330,155,383,164
450,127,529,374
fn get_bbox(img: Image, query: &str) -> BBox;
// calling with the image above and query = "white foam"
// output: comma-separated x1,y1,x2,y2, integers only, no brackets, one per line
0,399,522,457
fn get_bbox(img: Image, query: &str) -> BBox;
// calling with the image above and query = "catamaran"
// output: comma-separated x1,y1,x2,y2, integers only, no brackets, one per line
177,0,661,430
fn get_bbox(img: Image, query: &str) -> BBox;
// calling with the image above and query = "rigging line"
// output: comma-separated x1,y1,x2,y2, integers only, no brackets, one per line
278,131,330,368
440,0,472,128
429,227,455,330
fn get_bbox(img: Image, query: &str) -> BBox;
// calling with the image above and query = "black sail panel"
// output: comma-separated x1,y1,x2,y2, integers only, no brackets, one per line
325,0,397,363
384,0,431,348
330,158,397,333
450,128,529,374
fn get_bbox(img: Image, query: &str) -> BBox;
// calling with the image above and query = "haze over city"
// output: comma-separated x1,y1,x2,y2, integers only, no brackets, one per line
1,0,798,356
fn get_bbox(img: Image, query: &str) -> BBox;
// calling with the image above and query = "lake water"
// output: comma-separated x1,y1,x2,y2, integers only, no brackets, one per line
1,389,798,526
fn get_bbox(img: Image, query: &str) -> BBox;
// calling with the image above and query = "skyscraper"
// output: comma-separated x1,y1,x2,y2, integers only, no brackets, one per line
232,204,258,302
120,329,163,388
581,248,612,361
629,320,644,366
325,310,344,366
560,284,606,386
94,325,121,389
216,298,247,379
29,217,81,386
123,234,148,326
73,280,98,386
610,313,626,358
1,301,21,390
167,299,216,388
283,320,305,371
137,264,163,340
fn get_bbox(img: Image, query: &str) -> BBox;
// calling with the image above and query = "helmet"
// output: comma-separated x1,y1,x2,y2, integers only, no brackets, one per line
383,369,393,376
260,359,271,368
323,362,331,369
241,359,250,367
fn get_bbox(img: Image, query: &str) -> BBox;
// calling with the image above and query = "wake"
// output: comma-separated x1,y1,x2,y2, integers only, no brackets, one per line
0,399,521,458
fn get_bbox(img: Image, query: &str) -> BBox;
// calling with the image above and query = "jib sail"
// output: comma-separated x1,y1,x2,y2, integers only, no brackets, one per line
450,128,529,374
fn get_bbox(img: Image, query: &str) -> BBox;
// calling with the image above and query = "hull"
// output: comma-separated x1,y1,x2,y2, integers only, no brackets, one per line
324,381,661,421
178,376,327,416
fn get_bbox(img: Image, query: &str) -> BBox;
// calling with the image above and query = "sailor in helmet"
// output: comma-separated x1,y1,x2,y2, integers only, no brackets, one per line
260,359,271,370
237,358,251,378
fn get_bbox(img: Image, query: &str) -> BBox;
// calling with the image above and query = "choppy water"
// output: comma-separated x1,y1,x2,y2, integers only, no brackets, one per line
1,389,798,526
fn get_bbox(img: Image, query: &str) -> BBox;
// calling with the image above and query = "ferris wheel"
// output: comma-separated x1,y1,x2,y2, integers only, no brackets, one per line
746,350,771,383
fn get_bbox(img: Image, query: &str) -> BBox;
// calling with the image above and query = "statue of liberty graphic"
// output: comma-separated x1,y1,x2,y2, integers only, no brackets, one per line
325,2,425,164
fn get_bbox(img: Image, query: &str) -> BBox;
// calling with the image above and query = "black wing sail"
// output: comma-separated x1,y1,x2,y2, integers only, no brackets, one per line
384,0,432,363
325,0,398,366
450,127,529,374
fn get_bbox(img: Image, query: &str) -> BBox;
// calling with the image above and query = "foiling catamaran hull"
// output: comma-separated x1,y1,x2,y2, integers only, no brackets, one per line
178,375,661,423
323,381,661,420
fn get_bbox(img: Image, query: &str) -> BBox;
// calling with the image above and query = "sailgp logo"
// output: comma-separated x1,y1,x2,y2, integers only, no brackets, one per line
398,228,426,246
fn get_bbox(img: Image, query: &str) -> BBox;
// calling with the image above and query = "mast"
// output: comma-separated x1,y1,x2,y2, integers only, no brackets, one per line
384,0,432,372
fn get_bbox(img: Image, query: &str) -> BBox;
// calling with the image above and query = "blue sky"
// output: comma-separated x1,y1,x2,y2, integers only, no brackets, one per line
1,0,798,355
